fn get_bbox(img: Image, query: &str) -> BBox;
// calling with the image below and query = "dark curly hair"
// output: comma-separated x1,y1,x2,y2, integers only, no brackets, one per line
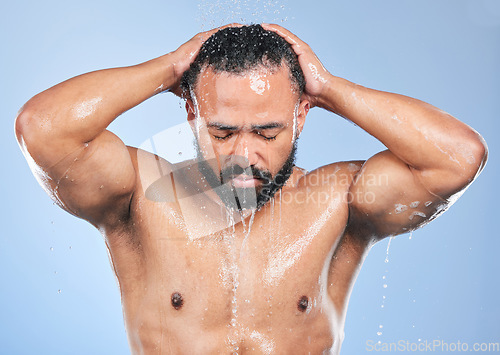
180,24,305,97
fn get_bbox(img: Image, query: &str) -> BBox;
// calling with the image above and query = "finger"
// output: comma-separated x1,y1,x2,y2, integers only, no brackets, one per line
220,22,244,29
261,23,302,47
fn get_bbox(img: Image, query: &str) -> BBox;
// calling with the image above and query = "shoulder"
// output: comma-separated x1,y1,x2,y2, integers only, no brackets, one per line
281,161,365,219
297,160,365,190
128,146,194,204
127,146,205,204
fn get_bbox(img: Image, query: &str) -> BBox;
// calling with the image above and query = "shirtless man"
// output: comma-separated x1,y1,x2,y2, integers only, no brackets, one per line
15,24,487,354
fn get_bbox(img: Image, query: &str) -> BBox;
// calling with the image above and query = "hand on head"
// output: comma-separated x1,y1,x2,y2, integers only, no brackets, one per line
169,23,243,97
170,23,330,108
261,23,331,108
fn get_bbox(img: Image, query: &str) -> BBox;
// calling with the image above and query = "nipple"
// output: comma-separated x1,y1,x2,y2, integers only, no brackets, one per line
297,296,309,312
171,292,184,310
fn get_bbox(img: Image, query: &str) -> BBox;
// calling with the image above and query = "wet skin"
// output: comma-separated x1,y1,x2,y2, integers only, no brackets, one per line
114,159,363,354
15,24,487,355
111,68,364,353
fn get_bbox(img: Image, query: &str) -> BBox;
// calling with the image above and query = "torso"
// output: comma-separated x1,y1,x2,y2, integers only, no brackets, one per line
103,149,371,354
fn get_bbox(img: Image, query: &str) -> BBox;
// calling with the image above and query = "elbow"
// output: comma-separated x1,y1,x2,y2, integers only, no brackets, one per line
469,130,488,177
14,102,51,151
454,130,488,186
15,105,34,147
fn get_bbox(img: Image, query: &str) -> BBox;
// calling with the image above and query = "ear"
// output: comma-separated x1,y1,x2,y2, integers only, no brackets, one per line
295,98,310,137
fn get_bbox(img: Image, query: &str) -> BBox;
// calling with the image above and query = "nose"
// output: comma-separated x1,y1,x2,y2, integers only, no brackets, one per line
232,134,259,167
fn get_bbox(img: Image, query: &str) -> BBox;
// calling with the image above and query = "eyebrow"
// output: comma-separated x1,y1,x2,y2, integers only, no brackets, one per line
207,122,285,131
207,122,238,131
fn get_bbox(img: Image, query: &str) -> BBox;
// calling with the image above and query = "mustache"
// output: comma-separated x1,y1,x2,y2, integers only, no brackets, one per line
220,165,272,184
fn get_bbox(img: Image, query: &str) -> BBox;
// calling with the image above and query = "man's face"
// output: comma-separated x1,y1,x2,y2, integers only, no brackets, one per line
187,66,309,210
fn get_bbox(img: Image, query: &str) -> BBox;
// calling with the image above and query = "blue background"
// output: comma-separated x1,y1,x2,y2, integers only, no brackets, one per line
1,0,498,353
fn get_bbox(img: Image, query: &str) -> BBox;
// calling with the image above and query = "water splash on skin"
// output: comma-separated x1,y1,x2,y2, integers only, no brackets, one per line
190,89,203,138
155,84,164,93
263,204,335,286
292,101,299,142
249,72,269,95
307,63,327,84
347,163,360,172
421,135,462,167
409,211,426,220
249,330,275,354
240,210,256,258
455,142,476,165
394,203,408,214
71,97,102,120
278,189,282,235
391,114,402,124
351,91,375,115
409,201,420,208
224,212,240,344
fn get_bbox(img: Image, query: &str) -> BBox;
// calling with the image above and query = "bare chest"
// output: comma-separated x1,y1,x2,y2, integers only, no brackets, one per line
108,192,349,353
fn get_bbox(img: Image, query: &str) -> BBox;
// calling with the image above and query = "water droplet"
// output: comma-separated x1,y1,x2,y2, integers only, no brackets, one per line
410,201,420,208
384,236,393,263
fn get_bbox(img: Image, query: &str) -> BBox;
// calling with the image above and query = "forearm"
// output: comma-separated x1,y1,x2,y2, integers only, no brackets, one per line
17,53,176,146
317,75,487,182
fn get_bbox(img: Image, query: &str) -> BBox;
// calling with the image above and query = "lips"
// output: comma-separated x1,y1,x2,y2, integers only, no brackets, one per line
230,174,262,188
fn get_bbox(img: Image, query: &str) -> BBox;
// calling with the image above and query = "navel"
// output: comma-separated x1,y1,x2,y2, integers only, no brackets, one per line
297,295,309,312
171,292,184,310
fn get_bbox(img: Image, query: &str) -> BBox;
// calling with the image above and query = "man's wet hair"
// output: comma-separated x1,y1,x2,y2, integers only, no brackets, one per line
181,24,306,97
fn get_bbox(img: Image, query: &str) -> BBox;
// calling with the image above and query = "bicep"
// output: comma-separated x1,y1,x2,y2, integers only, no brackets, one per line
24,129,136,226
348,150,450,239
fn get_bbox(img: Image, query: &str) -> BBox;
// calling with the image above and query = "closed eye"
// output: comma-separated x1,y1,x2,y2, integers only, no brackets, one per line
213,133,234,141
255,131,278,141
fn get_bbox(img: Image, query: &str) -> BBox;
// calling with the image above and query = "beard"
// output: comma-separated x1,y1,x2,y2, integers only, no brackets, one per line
195,140,298,211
